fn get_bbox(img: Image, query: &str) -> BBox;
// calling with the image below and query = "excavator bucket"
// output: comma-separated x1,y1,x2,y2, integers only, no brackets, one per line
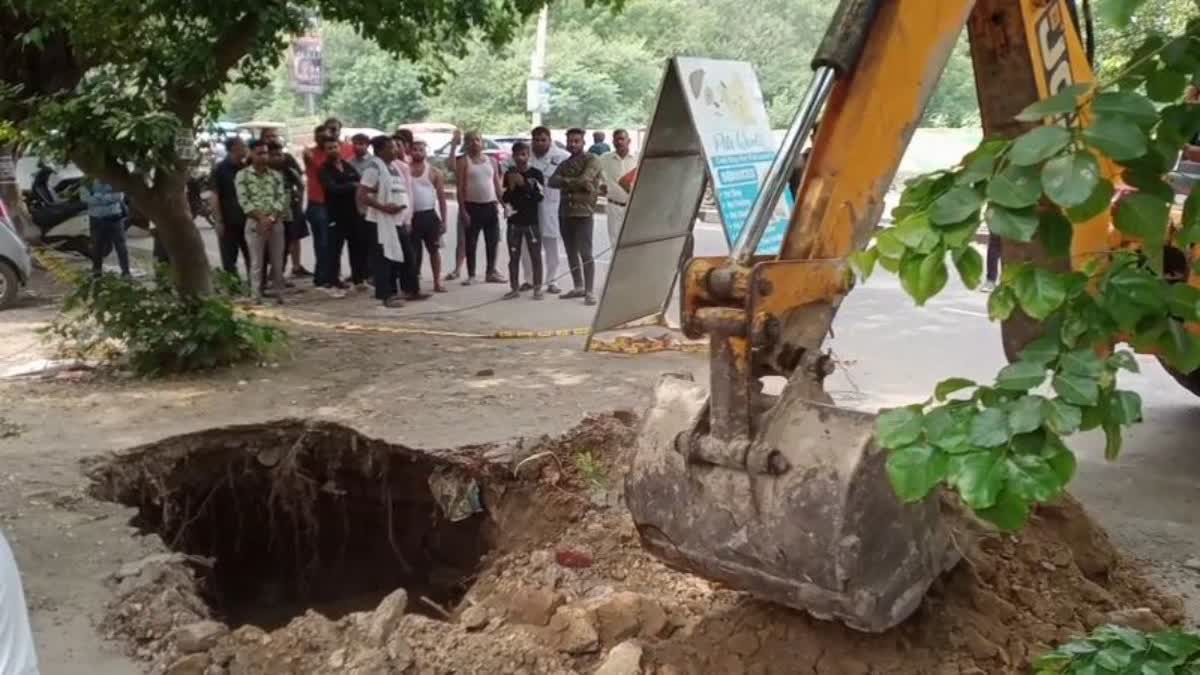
626,374,959,632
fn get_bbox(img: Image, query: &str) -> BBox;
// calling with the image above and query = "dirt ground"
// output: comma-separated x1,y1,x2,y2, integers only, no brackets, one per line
0,267,1198,674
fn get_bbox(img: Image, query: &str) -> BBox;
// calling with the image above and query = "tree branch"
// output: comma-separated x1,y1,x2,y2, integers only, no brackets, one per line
166,12,263,122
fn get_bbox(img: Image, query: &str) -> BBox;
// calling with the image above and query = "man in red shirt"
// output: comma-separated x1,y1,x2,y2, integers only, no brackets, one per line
303,125,347,293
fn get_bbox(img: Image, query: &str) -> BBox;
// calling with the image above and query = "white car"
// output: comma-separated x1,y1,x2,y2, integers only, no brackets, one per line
0,198,32,309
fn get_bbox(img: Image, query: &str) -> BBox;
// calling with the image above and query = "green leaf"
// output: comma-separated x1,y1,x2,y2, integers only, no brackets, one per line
1149,630,1200,658
1008,395,1046,434
893,213,940,252
1159,318,1200,373
1108,351,1140,373
925,406,972,451
1015,83,1092,122
1181,189,1200,247
996,361,1049,391
1108,390,1143,425
1168,284,1200,321
886,444,948,502
1094,644,1134,670
1114,193,1169,245
1013,266,1068,320
1044,441,1077,485
876,406,924,448
1054,372,1100,406
1007,454,1062,502
1061,349,1105,378
1020,335,1061,366
1141,661,1177,675
899,250,949,306
988,286,1017,321
1009,126,1073,166
987,164,1043,208
1042,151,1101,209
986,204,1039,242
1065,178,1115,223
940,219,980,248
950,449,1008,509
1035,210,1074,261
875,229,906,260
849,249,878,280
1097,0,1149,26
968,408,1011,448
953,246,983,289
1091,91,1158,129
930,186,985,226
976,486,1032,530
1045,399,1083,434
1146,68,1187,103
1082,115,1149,161
935,377,976,401
1122,170,1176,203
956,142,1006,186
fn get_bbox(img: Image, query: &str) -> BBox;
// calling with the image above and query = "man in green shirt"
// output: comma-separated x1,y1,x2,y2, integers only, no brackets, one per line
235,139,289,303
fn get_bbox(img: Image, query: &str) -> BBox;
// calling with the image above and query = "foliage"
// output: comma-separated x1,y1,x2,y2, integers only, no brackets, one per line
574,450,608,494
216,0,986,132
2,0,599,295
856,6,1200,530
1034,624,1200,674
43,269,286,376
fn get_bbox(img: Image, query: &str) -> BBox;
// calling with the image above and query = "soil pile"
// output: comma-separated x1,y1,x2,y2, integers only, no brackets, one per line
89,413,1184,675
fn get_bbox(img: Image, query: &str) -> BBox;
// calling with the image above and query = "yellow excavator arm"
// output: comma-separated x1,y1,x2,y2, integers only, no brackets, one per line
626,0,1116,633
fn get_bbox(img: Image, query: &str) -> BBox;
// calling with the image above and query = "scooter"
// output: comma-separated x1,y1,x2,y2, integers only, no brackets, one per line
24,167,91,257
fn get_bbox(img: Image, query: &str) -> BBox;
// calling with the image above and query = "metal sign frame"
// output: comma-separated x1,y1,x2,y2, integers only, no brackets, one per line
587,57,785,347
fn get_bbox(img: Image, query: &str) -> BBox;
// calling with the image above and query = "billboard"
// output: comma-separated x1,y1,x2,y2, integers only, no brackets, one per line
290,35,324,95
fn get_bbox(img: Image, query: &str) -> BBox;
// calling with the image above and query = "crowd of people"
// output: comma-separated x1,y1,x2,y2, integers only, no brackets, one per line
208,118,640,308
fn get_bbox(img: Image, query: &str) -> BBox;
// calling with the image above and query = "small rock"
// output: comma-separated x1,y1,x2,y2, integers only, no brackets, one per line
166,653,210,675
328,648,347,669
1184,557,1200,572
557,549,594,569
507,586,565,626
529,549,554,568
594,640,643,675
548,606,600,654
1103,607,1166,633
346,647,390,675
461,605,489,631
365,588,408,646
590,592,668,643
173,620,228,654
202,665,227,675
476,368,495,377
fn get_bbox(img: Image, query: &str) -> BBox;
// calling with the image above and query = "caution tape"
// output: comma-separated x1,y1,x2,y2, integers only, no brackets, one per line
244,306,592,340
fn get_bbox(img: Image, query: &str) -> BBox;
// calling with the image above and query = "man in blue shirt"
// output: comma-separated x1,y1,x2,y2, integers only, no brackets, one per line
80,179,131,278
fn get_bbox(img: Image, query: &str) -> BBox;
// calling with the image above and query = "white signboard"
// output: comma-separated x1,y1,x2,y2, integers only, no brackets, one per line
675,57,792,254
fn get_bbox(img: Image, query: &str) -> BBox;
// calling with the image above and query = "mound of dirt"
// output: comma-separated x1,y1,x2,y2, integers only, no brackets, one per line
88,413,1183,675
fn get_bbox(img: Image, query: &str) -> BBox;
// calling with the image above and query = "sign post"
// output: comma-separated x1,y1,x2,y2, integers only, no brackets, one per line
290,34,324,114
588,57,795,346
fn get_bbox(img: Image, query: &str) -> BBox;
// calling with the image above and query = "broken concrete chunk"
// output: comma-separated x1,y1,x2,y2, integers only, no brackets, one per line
365,588,408,646
460,604,489,631
173,620,228,654
165,653,210,675
594,640,643,675
548,606,600,655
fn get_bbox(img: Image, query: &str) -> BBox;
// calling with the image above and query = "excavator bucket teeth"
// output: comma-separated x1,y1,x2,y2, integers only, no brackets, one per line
625,374,960,632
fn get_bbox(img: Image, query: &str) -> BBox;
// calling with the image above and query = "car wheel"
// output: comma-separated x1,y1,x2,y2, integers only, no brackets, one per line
0,261,19,310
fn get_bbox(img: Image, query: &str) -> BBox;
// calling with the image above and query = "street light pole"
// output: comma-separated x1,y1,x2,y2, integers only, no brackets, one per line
529,6,549,127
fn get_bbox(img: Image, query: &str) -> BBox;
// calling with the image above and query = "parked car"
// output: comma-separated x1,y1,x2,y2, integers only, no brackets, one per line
0,198,32,310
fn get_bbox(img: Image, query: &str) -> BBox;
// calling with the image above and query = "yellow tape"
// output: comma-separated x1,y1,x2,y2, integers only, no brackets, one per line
245,307,592,340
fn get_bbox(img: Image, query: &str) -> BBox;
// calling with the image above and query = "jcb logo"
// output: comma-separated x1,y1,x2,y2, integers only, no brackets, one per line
1035,2,1075,125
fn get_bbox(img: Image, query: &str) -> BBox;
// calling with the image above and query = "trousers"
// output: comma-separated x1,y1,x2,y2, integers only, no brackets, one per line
522,236,560,286
507,224,543,291
560,214,595,293
463,202,500,278
370,222,420,300
247,218,285,300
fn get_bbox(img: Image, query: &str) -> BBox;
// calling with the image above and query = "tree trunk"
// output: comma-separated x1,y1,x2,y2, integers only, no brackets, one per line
138,169,212,296
0,146,35,242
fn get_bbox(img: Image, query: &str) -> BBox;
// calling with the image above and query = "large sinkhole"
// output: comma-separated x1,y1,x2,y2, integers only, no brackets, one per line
86,420,495,630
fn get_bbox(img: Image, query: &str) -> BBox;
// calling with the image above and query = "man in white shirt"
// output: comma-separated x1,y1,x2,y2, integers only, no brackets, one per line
0,531,38,675
598,129,638,250
522,126,571,294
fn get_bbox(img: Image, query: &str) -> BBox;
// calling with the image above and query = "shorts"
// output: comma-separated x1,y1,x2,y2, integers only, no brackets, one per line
412,209,442,250
285,203,309,241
